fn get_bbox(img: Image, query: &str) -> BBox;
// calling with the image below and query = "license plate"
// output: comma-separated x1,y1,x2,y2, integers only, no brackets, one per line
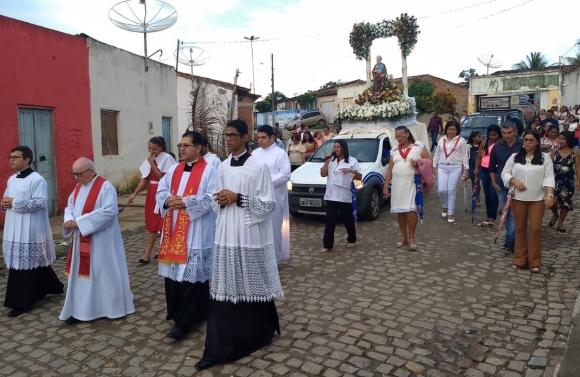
300,198,322,207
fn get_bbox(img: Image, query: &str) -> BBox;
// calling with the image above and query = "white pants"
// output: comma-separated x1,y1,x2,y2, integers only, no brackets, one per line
437,164,463,216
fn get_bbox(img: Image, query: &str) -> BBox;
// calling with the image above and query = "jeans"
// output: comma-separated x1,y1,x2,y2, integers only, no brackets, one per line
479,168,498,220
496,189,515,243
437,164,463,216
430,131,439,151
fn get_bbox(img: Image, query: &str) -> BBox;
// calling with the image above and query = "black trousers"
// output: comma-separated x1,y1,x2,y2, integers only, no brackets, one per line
164,278,209,333
323,200,356,249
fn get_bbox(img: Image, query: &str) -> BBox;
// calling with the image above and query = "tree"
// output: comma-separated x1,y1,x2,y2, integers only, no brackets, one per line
564,53,580,65
296,91,316,109
319,81,339,90
408,78,435,114
458,69,479,88
255,91,286,113
433,90,457,116
512,52,549,70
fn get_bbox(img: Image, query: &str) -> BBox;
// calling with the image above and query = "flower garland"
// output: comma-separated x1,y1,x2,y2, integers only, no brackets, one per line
335,99,414,124
349,13,419,61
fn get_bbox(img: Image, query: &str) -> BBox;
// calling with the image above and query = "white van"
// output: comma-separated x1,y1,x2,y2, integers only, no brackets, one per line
287,132,393,221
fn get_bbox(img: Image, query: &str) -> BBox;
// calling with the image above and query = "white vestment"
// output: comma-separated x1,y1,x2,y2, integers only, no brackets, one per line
211,154,284,303
251,144,291,262
204,152,222,172
156,161,217,283
2,171,55,270
59,176,135,321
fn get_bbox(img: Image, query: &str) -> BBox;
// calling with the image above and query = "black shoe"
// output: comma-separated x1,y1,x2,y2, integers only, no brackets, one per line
138,258,150,264
7,309,25,318
504,241,515,253
153,254,158,260
65,316,81,325
167,328,187,340
195,359,217,371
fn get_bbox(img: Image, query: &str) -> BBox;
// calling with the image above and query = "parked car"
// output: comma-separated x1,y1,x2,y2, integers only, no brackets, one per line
287,133,392,221
285,111,326,130
460,109,525,139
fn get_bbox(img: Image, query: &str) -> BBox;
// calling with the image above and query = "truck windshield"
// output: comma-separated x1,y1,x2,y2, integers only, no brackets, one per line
309,139,379,163
462,115,502,130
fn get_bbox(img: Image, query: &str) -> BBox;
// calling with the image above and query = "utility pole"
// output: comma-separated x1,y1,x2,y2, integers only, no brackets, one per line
271,54,275,127
244,36,259,95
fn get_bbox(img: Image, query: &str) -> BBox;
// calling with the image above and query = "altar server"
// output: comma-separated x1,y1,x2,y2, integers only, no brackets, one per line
2,146,63,318
252,124,291,262
195,120,283,370
202,136,222,171
156,131,217,340
59,157,135,324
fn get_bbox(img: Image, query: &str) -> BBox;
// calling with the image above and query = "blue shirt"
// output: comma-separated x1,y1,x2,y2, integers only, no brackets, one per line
541,118,558,128
275,140,284,150
489,138,522,190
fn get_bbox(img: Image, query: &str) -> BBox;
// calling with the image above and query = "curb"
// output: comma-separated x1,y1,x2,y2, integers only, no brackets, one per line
554,290,580,376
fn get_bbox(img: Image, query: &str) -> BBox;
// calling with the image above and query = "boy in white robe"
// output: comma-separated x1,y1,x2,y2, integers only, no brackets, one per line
156,131,217,340
59,157,135,324
202,136,222,171
195,120,283,371
2,146,63,318
252,125,291,262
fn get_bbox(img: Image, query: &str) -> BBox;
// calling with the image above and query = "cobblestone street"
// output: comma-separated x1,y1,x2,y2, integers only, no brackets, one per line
1,191,579,377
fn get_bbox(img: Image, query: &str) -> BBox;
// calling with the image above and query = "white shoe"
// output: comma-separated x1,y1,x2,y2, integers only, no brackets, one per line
441,212,448,218
448,217,455,223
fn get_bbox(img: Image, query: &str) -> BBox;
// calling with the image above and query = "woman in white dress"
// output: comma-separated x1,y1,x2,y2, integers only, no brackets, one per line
384,126,431,251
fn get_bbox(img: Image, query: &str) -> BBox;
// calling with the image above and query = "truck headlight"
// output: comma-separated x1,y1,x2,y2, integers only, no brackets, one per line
287,181,293,191
353,180,364,190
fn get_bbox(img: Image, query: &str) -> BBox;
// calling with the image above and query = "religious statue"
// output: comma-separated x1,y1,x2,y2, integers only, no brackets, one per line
372,55,387,92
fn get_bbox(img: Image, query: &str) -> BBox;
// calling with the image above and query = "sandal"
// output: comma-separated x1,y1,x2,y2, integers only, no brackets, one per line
395,238,408,248
511,264,528,270
320,248,331,253
531,267,541,273
549,215,559,227
557,227,567,233
408,239,418,251
347,243,356,249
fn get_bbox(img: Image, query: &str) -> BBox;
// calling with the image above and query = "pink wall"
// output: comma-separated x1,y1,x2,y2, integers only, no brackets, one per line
0,16,93,224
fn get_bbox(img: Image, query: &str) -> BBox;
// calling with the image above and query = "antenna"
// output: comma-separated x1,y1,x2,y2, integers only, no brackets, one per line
109,0,178,72
477,54,502,75
174,43,210,89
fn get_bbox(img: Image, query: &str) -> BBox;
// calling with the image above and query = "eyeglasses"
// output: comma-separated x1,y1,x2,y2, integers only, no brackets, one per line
71,168,91,177
8,156,23,161
523,139,537,144
222,133,241,140
177,143,198,149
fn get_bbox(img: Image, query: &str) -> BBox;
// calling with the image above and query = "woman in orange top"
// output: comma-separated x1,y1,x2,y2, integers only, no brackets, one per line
474,125,502,226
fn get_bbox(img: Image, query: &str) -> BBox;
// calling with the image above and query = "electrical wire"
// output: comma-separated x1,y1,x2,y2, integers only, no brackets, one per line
181,32,334,45
451,0,534,29
417,0,499,19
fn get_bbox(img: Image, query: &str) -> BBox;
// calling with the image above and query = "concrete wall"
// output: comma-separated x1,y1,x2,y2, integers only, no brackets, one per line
87,38,177,187
563,70,580,107
0,16,93,223
470,72,560,96
337,84,367,108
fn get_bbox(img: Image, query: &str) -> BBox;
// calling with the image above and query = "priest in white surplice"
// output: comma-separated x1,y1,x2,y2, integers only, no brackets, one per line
195,120,283,371
2,146,63,318
59,158,135,324
156,131,217,340
252,125,291,262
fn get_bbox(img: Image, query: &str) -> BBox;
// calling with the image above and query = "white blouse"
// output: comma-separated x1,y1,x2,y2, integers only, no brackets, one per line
324,157,362,203
501,153,555,201
433,135,469,169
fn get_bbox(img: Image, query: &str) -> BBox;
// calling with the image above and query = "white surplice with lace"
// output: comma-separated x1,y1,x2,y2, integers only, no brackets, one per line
211,154,284,303
155,161,217,283
2,172,56,270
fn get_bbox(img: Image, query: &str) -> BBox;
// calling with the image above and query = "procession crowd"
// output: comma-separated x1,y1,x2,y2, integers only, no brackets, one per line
2,108,579,371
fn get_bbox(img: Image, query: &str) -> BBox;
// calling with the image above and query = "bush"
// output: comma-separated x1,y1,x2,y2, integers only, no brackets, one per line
116,171,142,196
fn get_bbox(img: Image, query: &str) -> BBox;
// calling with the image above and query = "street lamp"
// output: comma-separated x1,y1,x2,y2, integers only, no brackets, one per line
244,35,259,95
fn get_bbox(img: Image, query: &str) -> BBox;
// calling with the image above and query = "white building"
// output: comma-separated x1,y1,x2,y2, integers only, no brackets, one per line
84,36,177,187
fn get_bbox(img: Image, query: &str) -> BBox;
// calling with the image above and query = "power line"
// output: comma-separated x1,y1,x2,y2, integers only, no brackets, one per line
451,0,534,29
417,0,499,19
182,32,334,45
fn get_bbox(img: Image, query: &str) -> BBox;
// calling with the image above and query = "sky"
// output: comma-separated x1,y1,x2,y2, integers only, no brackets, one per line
1,0,578,100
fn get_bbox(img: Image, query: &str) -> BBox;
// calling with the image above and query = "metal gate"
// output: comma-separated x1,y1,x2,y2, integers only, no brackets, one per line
162,117,172,153
17,108,57,216
321,101,335,124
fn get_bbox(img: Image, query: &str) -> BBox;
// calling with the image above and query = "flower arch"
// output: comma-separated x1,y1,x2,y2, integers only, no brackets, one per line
349,13,419,61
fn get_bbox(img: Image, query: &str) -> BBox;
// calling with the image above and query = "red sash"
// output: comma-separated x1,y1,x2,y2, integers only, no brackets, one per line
65,176,107,278
158,159,207,264
443,137,461,159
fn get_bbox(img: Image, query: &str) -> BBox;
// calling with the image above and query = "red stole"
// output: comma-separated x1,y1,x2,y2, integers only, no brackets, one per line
158,159,207,264
65,176,107,278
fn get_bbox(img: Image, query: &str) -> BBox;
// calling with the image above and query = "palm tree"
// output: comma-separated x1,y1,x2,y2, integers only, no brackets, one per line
511,52,550,70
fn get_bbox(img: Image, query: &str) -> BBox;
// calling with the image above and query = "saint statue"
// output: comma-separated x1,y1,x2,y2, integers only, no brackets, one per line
372,55,387,92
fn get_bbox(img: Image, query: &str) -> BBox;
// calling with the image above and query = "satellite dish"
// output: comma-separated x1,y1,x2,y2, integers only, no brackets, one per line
174,43,210,88
109,0,178,71
477,54,502,75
